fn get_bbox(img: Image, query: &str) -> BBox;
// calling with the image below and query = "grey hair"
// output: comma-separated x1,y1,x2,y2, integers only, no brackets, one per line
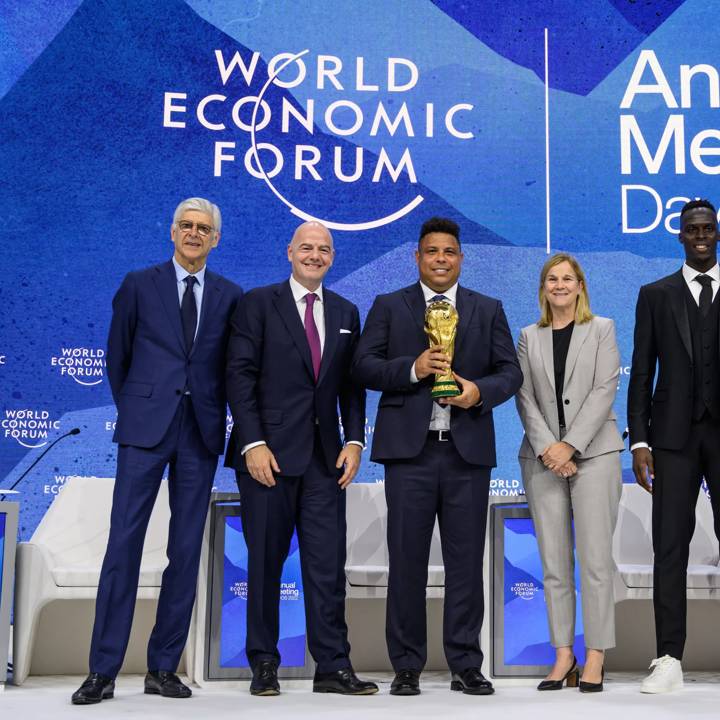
172,197,222,233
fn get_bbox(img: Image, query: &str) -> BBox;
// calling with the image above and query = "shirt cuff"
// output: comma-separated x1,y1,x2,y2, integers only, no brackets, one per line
630,442,650,452
410,364,419,384
345,440,364,449
241,440,266,455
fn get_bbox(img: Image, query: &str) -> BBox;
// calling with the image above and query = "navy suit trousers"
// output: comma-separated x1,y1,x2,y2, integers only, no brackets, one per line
89,397,218,678
384,434,490,673
236,432,351,674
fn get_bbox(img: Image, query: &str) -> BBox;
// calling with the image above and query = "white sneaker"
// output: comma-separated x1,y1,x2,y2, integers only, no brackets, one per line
640,655,683,693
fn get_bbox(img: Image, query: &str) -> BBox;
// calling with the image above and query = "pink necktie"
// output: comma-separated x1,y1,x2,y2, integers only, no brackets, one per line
304,293,321,381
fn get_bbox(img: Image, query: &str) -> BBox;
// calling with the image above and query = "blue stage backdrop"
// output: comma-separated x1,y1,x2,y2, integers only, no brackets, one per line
0,0,714,540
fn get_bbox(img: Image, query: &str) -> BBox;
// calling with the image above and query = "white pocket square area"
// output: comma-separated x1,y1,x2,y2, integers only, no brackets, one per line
339,328,352,334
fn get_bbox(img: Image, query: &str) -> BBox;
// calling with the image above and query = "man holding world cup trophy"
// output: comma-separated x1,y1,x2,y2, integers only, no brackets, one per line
352,217,522,696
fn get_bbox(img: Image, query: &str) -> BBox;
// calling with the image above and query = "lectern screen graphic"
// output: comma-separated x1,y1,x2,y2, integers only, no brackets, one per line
220,515,306,668
0,514,5,583
503,517,585,666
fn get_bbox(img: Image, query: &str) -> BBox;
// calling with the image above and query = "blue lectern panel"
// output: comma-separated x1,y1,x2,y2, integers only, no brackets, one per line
503,517,585,666
0,513,5,582
219,515,306,668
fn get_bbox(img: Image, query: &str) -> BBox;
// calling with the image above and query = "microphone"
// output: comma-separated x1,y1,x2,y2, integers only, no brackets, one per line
0,428,81,501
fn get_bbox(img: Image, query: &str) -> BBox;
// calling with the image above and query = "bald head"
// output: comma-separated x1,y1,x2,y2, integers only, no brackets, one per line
287,221,335,291
290,220,333,248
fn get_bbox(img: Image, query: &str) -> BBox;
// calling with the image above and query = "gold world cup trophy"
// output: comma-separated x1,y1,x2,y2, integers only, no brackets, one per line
424,300,461,398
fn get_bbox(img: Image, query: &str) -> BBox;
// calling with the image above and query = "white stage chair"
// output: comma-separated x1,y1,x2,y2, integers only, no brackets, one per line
345,482,445,598
12,476,171,684
613,483,720,599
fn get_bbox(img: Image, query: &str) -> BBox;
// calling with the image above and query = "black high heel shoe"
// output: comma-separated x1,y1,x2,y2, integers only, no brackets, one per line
537,657,579,691
579,666,604,693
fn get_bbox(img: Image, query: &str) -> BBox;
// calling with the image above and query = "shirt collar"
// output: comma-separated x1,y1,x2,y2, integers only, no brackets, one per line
172,256,206,286
419,281,458,305
289,275,323,304
682,262,720,286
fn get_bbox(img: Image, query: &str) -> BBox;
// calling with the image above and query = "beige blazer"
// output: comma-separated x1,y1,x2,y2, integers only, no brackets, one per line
516,315,624,460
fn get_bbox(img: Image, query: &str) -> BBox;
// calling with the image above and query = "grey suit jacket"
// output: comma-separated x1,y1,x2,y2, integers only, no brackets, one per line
515,315,624,460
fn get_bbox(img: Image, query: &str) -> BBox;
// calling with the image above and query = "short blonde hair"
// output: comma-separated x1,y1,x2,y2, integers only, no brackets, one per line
537,253,594,327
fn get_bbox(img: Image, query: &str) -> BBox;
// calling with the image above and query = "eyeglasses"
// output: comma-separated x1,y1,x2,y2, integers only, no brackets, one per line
177,220,214,237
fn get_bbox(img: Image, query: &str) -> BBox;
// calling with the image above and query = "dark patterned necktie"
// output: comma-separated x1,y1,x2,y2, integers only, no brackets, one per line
695,274,713,318
304,292,321,381
430,294,447,303
181,276,198,352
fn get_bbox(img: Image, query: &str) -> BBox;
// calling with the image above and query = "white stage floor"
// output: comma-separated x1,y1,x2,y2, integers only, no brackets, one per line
2,672,718,718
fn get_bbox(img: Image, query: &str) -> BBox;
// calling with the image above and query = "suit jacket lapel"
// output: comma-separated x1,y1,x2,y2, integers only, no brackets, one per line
536,325,555,392
667,271,693,361
153,261,186,353
273,281,315,381
317,292,340,387
455,286,476,347
401,282,426,334
563,320,592,388
190,270,223,358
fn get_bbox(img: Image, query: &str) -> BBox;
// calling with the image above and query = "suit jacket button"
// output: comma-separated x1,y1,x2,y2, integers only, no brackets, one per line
175,389,182,395
564,399,570,405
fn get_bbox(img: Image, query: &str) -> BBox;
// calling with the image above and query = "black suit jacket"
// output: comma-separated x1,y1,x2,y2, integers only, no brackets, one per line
106,260,242,455
351,282,522,466
224,280,366,476
628,269,718,450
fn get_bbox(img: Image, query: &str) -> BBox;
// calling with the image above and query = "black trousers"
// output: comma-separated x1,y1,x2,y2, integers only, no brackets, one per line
384,434,491,673
652,415,720,660
236,435,351,673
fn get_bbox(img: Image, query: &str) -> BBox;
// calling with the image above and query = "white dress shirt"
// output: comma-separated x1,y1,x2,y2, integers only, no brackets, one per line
172,256,205,340
409,282,459,432
681,261,720,303
241,276,362,455
631,262,720,451
289,274,325,352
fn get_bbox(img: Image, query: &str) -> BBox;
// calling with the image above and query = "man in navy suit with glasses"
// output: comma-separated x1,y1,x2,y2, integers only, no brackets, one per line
72,197,242,705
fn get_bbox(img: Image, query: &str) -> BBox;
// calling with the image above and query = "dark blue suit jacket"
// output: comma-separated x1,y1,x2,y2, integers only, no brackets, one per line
224,280,366,477
352,282,522,466
106,260,243,456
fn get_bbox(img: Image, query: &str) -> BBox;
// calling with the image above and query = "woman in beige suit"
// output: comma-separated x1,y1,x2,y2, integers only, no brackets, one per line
516,253,623,693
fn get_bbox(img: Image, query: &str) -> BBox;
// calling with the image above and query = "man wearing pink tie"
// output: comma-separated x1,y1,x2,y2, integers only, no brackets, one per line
224,222,376,696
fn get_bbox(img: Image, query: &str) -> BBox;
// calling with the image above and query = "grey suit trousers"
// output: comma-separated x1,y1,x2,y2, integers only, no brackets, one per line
521,450,622,650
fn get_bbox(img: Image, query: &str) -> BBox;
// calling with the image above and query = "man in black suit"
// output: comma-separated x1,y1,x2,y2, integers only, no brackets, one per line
352,217,522,695
72,198,242,704
629,198,720,694
225,221,377,696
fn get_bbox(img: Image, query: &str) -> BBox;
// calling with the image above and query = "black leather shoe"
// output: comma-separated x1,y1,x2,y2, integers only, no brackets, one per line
313,668,379,695
390,669,421,696
144,670,192,698
450,667,495,695
537,657,579,690
579,667,604,693
71,673,115,705
250,661,280,696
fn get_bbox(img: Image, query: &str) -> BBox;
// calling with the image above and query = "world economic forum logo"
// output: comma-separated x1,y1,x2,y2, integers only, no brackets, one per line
50,347,105,386
2,409,60,449
164,48,475,231
510,580,539,601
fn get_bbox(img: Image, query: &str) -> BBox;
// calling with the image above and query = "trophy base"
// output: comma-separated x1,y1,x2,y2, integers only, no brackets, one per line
431,382,461,398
